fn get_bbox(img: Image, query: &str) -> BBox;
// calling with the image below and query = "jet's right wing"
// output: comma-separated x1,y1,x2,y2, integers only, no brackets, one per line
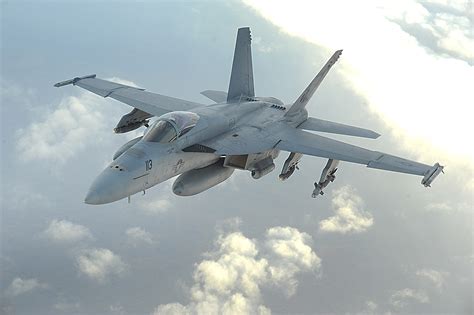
274,124,443,186
54,75,205,117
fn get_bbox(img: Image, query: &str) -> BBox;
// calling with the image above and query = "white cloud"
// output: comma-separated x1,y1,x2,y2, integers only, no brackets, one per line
75,248,127,283
153,224,320,314
16,78,137,164
319,186,373,234
387,268,448,310
5,277,48,297
264,226,321,296
424,201,471,213
363,300,378,314
3,186,50,212
243,0,474,163
1,78,36,112
353,300,379,315
382,1,473,63
126,227,154,246
53,301,80,312
137,181,174,215
215,217,243,235
16,94,112,164
435,15,473,61
389,288,429,308
425,201,453,212
416,268,448,290
253,36,274,53
43,219,92,243
154,303,191,315
109,304,126,314
138,198,172,215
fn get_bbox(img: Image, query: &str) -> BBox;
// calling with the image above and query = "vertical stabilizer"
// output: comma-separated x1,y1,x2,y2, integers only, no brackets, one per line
227,27,255,102
286,50,342,116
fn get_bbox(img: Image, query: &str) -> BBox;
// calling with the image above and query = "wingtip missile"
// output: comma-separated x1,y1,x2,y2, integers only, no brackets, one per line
421,163,444,187
54,74,96,87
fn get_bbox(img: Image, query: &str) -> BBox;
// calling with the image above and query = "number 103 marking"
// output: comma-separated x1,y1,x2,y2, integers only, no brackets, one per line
145,160,152,171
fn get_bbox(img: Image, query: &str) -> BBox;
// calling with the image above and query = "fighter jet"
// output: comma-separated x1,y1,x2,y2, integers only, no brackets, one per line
54,27,443,205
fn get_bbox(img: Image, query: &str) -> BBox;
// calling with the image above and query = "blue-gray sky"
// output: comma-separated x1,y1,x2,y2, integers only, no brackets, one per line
1,1,472,314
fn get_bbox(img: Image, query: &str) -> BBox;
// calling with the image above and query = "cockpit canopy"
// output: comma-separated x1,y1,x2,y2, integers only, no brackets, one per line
143,111,200,143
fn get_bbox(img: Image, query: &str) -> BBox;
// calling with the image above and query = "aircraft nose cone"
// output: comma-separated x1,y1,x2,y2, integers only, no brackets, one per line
84,168,130,205
84,190,102,205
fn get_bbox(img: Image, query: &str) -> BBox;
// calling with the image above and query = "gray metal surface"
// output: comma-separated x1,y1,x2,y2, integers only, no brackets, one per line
298,117,380,139
286,50,342,116
227,27,254,102
200,90,228,103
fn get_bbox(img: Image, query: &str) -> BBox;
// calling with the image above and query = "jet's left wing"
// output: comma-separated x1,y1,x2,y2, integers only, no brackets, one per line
202,123,443,187
275,124,443,186
54,75,205,116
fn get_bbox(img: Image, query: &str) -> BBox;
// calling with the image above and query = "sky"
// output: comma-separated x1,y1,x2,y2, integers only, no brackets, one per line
1,0,473,314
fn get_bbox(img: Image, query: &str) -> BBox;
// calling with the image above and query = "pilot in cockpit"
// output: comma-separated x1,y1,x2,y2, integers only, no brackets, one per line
143,111,200,143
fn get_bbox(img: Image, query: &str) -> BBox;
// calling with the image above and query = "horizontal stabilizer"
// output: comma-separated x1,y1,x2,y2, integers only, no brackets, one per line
298,117,380,139
200,90,228,103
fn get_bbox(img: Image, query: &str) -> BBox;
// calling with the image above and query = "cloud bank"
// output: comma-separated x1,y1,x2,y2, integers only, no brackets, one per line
389,288,429,308
243,0,474,162
416,268,448,290
153,225,320,314
75,248,127,283
5,278,48,297
43,219,92,243
126,227,154,246
16,93,111,164
319,186,373,234
389,267,449,310
15,78,138,164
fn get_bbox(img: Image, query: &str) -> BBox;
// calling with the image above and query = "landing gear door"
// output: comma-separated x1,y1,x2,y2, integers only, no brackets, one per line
223,155,248,169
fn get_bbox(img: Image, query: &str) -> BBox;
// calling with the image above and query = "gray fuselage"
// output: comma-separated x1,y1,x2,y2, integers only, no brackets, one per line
84,99,303,204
